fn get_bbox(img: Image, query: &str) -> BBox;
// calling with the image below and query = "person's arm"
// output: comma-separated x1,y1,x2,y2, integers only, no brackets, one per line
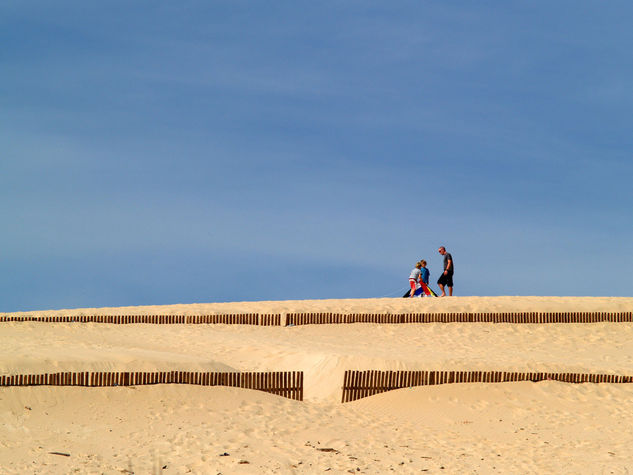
444,259,452,274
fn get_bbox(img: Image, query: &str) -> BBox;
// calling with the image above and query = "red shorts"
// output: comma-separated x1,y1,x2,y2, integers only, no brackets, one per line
409,279,417,292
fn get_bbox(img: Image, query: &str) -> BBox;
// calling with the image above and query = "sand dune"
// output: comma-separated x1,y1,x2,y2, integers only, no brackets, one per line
3,318,633,402
2,297,633,473
4,296,633,318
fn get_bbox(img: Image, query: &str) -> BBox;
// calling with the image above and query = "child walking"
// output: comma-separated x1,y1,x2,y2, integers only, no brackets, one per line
408,262,423,298
419,260,431,296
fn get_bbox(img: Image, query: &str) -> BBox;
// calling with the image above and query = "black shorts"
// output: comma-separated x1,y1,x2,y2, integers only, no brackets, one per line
437,272,453,287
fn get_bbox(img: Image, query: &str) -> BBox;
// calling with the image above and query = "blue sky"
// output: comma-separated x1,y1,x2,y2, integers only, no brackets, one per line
2,1,632,312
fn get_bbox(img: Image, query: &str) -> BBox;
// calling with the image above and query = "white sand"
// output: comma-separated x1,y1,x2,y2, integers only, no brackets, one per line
2,296,633,473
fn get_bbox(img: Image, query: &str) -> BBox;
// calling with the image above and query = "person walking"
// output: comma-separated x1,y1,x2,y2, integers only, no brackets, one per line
408,261,423,298
437,246,454,296
419,260,431,296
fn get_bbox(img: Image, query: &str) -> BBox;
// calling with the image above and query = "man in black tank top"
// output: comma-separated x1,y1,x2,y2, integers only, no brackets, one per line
437,246,454,296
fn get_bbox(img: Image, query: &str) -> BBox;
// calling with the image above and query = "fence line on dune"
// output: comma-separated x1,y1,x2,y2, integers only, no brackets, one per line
2,368,631,403
0,370,303,401
2,311,632,326
341,370,633,403
285,311,633,325
0,314,282,325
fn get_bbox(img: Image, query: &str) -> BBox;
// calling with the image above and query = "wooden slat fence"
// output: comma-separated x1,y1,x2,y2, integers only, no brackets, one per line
286,311,633,326
0,371,302,401
341,370,633,402
0,314,282,326
4,312,632,326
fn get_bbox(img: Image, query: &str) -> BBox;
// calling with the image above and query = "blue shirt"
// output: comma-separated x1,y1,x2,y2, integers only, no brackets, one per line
420,267,429,284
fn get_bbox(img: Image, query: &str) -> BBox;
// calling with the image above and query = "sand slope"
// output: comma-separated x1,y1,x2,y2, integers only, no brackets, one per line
2,297,633,473
3,383,633,474
2,319,633,402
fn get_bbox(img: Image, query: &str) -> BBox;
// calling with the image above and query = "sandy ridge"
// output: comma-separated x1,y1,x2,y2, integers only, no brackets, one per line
2,296,632,318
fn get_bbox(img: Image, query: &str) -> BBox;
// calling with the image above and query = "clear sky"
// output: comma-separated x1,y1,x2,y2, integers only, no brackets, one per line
2,1,632,312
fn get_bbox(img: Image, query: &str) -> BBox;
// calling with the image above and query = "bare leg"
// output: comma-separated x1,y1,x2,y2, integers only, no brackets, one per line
448,286,453,296
438,283,446,297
